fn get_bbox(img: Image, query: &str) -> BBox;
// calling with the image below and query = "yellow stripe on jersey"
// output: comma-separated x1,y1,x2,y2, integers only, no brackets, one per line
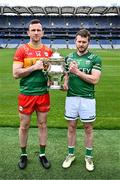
23,57,49,68
13,61,23,64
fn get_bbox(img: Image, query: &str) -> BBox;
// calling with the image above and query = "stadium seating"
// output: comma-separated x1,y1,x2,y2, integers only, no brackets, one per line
0,15,120,49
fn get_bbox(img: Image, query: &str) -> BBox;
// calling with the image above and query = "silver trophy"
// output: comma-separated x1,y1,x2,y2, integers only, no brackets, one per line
43,52,65,89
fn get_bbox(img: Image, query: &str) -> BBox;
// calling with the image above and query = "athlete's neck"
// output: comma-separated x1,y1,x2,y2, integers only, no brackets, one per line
77,50,88,56
28,41,42,49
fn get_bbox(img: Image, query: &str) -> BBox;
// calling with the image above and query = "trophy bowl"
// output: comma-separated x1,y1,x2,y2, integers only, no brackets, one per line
43,52,65,89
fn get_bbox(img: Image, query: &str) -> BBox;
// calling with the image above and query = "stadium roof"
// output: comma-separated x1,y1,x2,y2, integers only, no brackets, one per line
0,5,120,16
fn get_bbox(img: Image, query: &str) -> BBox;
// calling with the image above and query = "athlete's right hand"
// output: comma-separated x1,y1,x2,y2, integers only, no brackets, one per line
33,60,44,70
63,82,68,91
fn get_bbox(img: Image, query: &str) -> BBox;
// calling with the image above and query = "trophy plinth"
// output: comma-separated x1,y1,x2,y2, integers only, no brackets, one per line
43,53,65,89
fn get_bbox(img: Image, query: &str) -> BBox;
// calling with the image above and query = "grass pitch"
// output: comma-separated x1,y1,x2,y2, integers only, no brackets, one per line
0,48,120,129
0,48,120,179
0,127,120,179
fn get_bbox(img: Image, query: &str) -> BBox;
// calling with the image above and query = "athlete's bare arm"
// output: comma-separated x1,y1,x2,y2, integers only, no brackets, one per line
13,60,44,79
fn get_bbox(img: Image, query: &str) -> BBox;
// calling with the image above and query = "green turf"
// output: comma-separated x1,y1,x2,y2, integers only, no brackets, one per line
0,48,120,129
0,127,120,179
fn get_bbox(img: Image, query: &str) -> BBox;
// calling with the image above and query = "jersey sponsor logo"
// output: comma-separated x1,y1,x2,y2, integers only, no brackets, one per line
81,68,91,74
35,51,41,57
26,52,33,56
85,60,91,65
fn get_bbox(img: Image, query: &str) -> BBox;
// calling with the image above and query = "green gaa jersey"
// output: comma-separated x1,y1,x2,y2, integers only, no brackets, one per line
65,51,102,99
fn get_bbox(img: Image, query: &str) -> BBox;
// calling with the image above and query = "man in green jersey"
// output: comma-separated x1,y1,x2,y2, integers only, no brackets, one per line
62,29,101,171
13,19,53,169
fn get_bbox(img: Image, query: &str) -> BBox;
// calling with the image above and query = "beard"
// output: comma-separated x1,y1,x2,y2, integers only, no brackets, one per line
77,45,88,54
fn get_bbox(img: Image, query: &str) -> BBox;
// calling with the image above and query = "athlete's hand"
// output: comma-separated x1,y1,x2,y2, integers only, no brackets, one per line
69,61,79,74
63,74,68,91
63,81,68,91
33,60,44,70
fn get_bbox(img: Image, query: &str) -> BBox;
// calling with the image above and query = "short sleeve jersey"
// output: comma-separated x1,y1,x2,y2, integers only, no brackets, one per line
65,51,102,99
13,43,53,95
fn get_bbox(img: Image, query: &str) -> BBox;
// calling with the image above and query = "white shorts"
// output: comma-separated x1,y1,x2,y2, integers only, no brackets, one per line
64,97,96,122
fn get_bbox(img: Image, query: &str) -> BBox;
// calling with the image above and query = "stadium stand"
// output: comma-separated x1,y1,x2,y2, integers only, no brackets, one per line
0,5,120,49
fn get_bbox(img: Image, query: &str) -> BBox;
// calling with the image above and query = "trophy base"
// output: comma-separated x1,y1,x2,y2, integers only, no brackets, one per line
50,85,62,90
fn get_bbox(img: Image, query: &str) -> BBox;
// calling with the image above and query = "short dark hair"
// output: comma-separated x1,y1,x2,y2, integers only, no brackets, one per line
75,29,91,42
28,19,42,29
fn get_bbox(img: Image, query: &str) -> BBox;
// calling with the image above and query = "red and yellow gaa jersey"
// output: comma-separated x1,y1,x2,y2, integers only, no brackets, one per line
13,43,53,95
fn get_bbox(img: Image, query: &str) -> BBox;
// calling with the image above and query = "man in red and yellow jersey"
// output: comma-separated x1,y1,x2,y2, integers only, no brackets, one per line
13,19,53,170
